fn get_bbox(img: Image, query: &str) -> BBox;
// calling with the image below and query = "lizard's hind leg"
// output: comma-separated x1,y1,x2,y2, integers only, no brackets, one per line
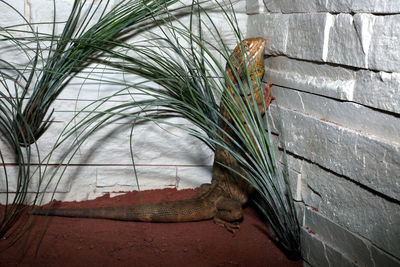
197,183,212,197
214,197,243,233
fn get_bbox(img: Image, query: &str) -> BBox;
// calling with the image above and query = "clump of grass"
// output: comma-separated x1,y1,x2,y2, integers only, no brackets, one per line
0,0,300,257
2,0,183,146
60,0,300,256
0,0,182,239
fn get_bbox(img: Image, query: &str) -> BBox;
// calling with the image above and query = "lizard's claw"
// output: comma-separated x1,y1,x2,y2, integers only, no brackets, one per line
213,217,240,235
264,82,275,109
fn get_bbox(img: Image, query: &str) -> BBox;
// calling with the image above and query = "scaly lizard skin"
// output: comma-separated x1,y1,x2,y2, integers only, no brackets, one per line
31,38,274,231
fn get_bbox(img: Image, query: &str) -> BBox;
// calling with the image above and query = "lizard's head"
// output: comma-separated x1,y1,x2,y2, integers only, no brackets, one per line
228,37,266,77
241,37,266,64
227,38,266,95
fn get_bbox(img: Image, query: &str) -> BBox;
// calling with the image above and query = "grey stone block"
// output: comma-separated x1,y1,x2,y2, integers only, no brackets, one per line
349,0,400,13
302,160,400,259
261,0,400,13
289,169,302,201
246,0,266,14
324,245,357,267
368,15,400,73
277,159,302,201
171,0,246,14
301,227,357,267
272,85,400,144
263,0,327,13
249,10,399,70
265,56,400,115
354,70,400,115
370,245,400,267
265,56,356,101
270,106,400,201
323,0,358,12
247,14,289,55
301,227,330,267
294,201,305,226
274,147,304,201
326,14,370,68
286,14,331,61
304,207,388,267
0,0,28,71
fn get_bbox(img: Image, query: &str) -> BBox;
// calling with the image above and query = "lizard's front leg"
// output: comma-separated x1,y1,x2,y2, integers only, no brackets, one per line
257,82,275,115
213,197,243,233
264,82,275,108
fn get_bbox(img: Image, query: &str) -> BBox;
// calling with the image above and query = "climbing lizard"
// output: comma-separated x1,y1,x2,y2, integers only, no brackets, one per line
31,38,274,231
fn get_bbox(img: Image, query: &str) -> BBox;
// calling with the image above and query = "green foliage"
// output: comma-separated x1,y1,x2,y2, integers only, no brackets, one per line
2,0,181,146
0,0,180,240
63,0,300,256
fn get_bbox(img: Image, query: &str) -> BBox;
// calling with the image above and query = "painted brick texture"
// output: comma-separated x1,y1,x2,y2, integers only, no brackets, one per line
0,0,247,203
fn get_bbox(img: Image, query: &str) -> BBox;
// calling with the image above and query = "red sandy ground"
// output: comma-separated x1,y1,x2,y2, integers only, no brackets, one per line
0,188,302,267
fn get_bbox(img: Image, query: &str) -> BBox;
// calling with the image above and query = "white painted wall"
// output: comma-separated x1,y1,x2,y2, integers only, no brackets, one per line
247,0,400,266
0,0,247,203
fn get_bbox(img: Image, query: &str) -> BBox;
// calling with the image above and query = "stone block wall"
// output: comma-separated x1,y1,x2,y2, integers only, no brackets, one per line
247,0,400,266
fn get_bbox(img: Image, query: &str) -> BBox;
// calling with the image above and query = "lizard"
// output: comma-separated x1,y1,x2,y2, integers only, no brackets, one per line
30,38,274,232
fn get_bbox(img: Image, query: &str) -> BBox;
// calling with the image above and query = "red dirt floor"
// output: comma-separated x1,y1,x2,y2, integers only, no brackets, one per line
0,188,303,267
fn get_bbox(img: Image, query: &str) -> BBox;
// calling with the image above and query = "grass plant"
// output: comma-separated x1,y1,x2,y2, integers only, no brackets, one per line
0,0,182,240
57,0,301,257
2,0,183,146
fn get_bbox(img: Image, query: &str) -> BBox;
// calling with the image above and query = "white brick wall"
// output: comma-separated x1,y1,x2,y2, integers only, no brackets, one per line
0,1,247,203
248,0,400,265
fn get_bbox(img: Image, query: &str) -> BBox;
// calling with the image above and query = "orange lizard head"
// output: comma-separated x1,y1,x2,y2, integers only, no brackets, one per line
226,38,266,95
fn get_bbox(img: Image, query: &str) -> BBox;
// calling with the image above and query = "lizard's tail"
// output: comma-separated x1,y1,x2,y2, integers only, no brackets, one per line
29,197,216,222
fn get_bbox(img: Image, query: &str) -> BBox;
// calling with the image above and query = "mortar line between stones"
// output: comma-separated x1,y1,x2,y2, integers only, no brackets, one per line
284,150,400,205
270,83,400,121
